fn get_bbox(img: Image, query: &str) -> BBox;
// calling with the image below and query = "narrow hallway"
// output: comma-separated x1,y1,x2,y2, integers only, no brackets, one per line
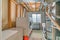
1,0,60,40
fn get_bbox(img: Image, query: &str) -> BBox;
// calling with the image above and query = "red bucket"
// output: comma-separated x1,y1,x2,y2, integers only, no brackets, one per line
23,36,29,40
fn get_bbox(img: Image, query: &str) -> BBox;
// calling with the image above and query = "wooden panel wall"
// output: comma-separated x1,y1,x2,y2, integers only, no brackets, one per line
8,0,25,29
2,0,25,30
8,0,18,29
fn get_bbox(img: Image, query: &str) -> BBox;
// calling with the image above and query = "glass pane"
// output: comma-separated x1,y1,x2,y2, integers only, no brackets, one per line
36,14,41,23
32,14,36,22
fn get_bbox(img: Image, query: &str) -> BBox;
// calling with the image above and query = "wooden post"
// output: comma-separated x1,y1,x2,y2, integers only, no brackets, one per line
16,4,18,18
8,0,17,28
20,5,24,17
52,27,55,40
8,0,12,28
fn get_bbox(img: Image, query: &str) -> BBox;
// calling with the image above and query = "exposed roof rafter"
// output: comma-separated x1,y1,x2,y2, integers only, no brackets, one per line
20,2,41,12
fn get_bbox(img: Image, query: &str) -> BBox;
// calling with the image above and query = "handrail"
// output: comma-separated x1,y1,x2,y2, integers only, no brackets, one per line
46,12,60,30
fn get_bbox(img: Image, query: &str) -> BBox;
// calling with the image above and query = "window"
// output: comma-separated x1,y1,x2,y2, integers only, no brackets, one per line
32,14,36,22
32,14,41,23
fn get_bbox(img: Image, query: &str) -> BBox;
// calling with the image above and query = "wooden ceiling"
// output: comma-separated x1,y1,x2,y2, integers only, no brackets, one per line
21,2,41,12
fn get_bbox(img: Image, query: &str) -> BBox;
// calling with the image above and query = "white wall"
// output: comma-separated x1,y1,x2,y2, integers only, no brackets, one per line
0,0,2,40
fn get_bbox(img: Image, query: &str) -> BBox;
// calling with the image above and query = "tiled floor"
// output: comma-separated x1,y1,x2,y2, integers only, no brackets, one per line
30,30,43,40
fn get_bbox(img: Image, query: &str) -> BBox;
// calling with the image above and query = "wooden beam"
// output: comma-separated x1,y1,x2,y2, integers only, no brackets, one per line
8,0,12,28
8,0,17,28
16,4,18,17
10,0,18,4
16,4,20,17
20,2,41,12
20,3,29,11
52,27,55,40
20,5,24,17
